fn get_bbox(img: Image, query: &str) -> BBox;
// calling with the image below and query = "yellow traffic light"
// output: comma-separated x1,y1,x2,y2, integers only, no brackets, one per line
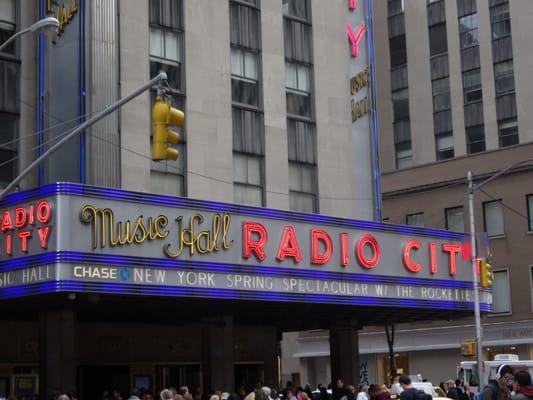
480,260,494,287
460,339,476,356
152,96,184,161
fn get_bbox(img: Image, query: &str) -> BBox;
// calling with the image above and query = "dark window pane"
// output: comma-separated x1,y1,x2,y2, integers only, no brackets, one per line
284,19,312,63
283,0,310,20
389,35,407,67
388,0,405,16
232,78,259,106
463,69,482,104
436,132,454,160
286,91,311,118
491,4,511,39
494,60,515,95
0,148,15,184
498,119,518,147
429,23,448,56
150,61,182,91
466,125,486,154
232,107,263,155
287,119,316,163
149,0,182,29
230,2,260,49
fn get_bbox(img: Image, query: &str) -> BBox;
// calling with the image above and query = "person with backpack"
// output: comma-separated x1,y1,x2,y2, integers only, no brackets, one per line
398,375,430,400
512,371,533,400
480,364,514,400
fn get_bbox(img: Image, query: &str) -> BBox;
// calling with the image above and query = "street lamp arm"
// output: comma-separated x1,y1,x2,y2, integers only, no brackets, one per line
0,72,168,199
472,158,533,193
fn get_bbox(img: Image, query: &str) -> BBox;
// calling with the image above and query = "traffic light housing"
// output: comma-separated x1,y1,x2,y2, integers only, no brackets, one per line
152,96,184,161
460,339,476,356
480,260,494,287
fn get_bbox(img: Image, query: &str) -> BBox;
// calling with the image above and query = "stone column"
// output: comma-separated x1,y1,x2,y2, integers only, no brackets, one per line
39,310,77,399
202,316,235,393
329,325,360,387
263,327,280,389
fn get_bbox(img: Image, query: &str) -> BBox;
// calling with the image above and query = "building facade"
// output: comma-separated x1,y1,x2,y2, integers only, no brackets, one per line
373,0,533,383
283,0,533,388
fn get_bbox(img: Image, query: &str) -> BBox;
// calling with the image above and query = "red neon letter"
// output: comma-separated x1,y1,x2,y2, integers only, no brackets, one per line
340,233,350,267
37,200,51,224
28,204,35,225
38,227,51,249
346,23,366,57
277,226,303,263
430,242,438,274
242,222,268,262
403,239,422,273
5,234,12,255
442,243,462,276
1,211,13,232
14,207,27,228
18,230,31,253
349,0,357,9
356,234,380,269
311,229,333,265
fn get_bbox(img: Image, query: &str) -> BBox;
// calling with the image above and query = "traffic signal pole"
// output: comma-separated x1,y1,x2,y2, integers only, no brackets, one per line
466,159,533,389
0,72,168,200
467,171,484,391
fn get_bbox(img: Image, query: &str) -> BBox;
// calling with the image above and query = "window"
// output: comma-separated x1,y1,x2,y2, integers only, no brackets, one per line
231,48,259,106
233,153,263,206
436,132,454,160
286,62,311,117
0,112,16,186
458,14,479,48
463,69,482,104
429,24,448,56
490,3,511,40
395,141,412,169
0,0,16,54
498,118,518,148
388,0,405,16
446,207,464,233
527,195,533,231
149,0,184,91
283,0,310,21
149,0,186,196
432,77,451,111
494,60,515,95
289,162,316,213
483,200,504,237
392,88,410,121
389,35,407,67
492,270,511,314
466,125,485,154
406,213,424,227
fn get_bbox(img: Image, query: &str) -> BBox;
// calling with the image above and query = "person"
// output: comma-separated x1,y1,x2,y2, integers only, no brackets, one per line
512,371,533,400
333,380,346,400
390,376,403,399
447,380,459,400
369,384,391,400
356,385,369,400
398,375,418,400
482,364,514,400
180,388,193,400
161,390,175,400
261,387,272,400
128,391,141,400
463,384,474,400
320,387,330,400
286,389,297,400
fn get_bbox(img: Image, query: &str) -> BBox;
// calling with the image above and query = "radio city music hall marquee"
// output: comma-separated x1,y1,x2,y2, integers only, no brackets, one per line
0,183,491,311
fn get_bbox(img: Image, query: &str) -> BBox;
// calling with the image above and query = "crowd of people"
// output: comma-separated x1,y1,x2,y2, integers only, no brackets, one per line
44,367,533,400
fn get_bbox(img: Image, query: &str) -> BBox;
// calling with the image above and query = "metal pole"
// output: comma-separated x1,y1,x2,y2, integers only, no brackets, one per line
0,72,168,199
467,171,484,390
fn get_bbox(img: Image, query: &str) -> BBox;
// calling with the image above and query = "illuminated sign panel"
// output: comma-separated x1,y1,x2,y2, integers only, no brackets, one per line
0,184,491,311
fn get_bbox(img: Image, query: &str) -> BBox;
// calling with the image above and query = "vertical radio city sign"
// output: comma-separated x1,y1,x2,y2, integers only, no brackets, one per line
0,184,492,311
